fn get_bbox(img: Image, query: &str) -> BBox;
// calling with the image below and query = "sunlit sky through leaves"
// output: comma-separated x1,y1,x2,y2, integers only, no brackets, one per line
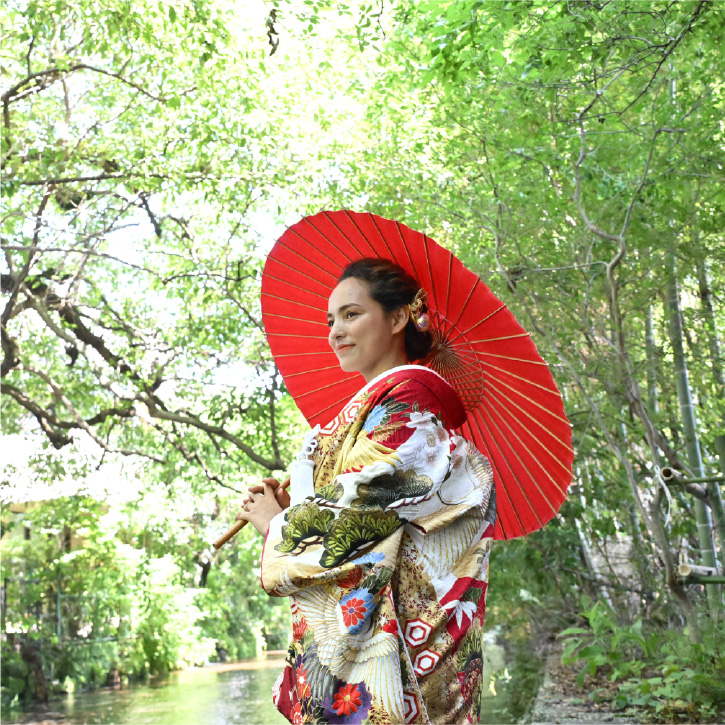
2,1,392,502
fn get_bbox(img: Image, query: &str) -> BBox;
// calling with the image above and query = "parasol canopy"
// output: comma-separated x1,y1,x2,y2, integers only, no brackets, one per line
261,210,574,540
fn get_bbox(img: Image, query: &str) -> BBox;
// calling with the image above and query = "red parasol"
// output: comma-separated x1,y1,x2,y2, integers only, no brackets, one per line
261,210,574,540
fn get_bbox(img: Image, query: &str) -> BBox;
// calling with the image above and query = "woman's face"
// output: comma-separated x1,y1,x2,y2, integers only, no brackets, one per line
327,278,408,382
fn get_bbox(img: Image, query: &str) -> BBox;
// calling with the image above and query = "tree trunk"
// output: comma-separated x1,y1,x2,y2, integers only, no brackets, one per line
645,304,659,419
577,464,613,607
665,250,722,614
695,255,725,556
20,639,48,702
506,273,701,638
695,255,725,396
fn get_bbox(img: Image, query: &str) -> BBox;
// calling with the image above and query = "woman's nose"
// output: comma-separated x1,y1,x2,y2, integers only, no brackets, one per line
328,318,345,342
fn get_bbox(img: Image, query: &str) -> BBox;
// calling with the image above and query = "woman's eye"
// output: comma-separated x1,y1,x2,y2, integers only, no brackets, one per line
328,311,358,327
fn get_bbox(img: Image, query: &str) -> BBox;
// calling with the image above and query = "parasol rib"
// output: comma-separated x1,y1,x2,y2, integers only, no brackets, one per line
478,359,565,397
265,312,326,325
264,273,328,300
262,292,327,314
483,384,575,459
446,302,508,347
272,237,342,279
476,352,549,365
445,253,453,318
423,236,436,307
266,256,335,294
467,333,531,344
340,210,384,258
463,416,523,539
273,351,343,358
307,391,359,423
286,226,345,272
483,398,568,501
393,221,416,275
445,277,481,340
304,215,367,260
266,332,329,340
285,365,341,378
485,376,570,425
475,408,547,526
293,378,350,399
365,212,396,260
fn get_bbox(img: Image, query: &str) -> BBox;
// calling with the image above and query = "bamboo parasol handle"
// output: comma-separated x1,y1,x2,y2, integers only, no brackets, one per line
212,478,291,550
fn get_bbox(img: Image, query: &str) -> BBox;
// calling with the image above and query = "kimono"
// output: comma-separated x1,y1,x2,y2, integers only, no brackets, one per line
261,365,496,725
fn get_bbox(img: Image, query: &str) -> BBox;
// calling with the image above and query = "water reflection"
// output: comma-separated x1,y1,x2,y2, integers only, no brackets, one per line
7,635,510,725
5,656,288,725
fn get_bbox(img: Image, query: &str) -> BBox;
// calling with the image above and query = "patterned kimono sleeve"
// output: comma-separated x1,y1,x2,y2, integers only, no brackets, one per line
260,378,494,597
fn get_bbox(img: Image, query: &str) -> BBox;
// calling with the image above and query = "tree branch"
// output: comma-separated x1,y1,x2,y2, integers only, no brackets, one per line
1,187,52,328
10,171,210,186
143,401,284,471
18,365,165,463
2,383,72,449
1,63,168,112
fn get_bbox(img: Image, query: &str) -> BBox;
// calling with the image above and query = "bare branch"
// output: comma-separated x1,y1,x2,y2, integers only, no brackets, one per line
269,371,281,466
151,420,244,494
1,186,52,328
142,400,283,471
1,63,168,112
2,245,161,277
2,383,72,449
18,365,165,463
12,171,209,186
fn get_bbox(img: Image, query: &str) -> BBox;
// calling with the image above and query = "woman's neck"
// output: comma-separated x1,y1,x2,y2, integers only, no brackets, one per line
362,349,409,383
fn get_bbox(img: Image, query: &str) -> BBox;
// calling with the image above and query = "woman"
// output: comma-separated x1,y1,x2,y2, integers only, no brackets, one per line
236,258,496,725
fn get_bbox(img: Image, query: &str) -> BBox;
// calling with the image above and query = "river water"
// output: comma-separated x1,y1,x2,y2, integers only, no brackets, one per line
5,638,509,724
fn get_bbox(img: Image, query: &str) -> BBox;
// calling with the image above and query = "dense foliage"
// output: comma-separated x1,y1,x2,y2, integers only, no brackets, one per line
2,0,723,721
1,490,290,706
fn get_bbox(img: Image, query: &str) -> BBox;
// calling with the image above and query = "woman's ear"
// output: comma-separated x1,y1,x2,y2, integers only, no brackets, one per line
391,305,410,335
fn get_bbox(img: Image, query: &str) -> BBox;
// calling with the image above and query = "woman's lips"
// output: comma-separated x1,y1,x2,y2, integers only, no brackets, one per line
336,344,355,353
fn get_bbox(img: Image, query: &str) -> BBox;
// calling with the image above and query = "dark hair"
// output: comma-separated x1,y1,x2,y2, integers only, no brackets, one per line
339,258,433,361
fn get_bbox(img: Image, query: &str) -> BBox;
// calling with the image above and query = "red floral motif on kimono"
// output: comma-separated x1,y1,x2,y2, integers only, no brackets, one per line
275,665,298,723
333,683,363,716
474,582,488,625
337,566,363,590
296,663,310,699
291,702,303,725
292,616,307,642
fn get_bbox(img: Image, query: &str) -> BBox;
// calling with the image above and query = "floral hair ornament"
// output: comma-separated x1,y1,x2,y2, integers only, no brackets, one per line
409,288,430,332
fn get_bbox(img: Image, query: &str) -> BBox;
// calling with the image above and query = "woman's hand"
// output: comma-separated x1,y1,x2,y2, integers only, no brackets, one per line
235,478,288,535
244,477,291,510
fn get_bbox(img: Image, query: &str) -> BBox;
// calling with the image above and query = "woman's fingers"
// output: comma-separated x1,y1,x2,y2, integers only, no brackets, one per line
241,482,285,536
257,479,290,508
235,492,257,521
235,476,287,525
275,486,291,508
247,477,280,495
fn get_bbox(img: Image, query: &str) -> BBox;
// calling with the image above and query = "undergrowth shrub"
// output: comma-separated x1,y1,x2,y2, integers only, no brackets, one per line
560,601,725,723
